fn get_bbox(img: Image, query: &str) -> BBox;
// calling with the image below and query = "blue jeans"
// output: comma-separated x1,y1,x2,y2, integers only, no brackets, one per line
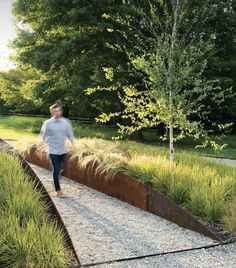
49,153,67,192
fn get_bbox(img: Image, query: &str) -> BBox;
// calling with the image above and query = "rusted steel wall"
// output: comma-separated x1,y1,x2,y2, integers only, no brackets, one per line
23,148,222,242
86,161,148,210
147,187,221,241
64,155,87,185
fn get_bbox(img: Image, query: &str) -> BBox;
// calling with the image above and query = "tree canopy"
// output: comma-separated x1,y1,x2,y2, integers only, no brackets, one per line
0,0,235,146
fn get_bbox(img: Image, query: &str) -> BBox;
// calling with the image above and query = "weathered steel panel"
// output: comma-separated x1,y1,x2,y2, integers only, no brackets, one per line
147,186,221,241
86,162,148,210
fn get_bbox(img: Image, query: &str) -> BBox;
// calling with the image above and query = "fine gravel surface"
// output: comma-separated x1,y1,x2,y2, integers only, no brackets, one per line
95,243,236,268
28,163,218,266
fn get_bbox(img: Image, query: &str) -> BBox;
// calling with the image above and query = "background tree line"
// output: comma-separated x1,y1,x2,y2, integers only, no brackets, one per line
0,0,235,139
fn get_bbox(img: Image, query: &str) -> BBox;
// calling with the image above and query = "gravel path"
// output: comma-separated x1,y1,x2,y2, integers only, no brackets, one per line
28,163,218,266
207,157,236,168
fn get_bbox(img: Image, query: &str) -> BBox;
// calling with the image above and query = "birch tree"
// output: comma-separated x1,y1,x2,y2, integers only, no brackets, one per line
87,0,233,160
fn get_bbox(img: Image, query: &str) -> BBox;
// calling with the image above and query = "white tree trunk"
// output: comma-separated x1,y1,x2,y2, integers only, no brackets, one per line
169,123,174,161
169,91,174,161
168,0,181,161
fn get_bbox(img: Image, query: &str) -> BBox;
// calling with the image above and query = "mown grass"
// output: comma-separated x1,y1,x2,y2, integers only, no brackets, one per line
16,137,236,235
0,116,38,140
144,130,236,159
0,151,71,267
1,115,236,159
0,115,119,141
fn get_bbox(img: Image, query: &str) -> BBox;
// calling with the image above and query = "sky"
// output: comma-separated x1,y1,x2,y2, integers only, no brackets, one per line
0,0,17,71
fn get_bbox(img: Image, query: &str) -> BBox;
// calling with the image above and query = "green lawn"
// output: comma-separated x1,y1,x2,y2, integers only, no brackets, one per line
0,115,119,140
143,130,236,159
0,115,236,159
0,116,38,140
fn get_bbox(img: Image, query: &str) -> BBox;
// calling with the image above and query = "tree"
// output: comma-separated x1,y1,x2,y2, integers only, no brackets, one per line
11,0,138,117
87,0,233,160
0,65,44,113
203,0,236,129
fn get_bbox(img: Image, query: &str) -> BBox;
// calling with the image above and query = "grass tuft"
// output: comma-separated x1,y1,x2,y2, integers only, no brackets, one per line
0,152,71,267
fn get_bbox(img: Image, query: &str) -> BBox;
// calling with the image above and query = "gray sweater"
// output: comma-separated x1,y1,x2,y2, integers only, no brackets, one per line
40,117,74,155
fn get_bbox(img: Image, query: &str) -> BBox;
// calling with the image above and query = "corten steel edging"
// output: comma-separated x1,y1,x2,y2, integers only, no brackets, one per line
86,161,148,210
24,150,148,210
0,140,81,266
23,148,223,242
147,187,222,242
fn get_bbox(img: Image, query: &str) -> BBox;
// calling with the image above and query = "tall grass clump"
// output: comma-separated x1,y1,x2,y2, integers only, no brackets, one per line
15,138,46,156
0,152,71,267
122,152,236,225
70,138,128,180
121,154,194,205
224,198,236,235
72,139,236,225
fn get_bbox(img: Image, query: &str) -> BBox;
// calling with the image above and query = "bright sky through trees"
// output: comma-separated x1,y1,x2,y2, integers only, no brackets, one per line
0,0,16,71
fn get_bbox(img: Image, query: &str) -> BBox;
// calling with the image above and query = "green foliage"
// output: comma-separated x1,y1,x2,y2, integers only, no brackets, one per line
10,0,137,117
31,118,45,134
0,66,45,113
0,0,233,132
204,0,236,124
89,0,234,153
0,0,234,129
0,152,71,267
